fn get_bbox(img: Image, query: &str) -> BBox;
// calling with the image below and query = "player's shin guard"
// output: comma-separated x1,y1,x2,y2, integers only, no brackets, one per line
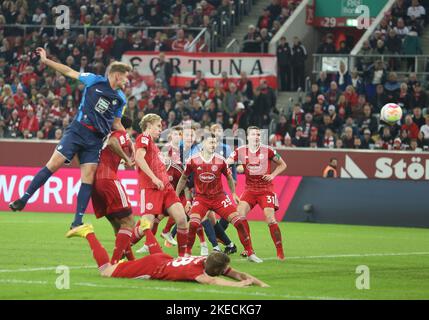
176,227,188,257
196,225,205,243
72,183,93,227
144,229,162,254
162,216,176,234
21,166,53,203
213,222,232,246
186,218,200,255
269,222,284,253
111,227,133,264
86,233,110,272
201,219,218,247
231,216,254,255
242,219,251,236
130,220,144,246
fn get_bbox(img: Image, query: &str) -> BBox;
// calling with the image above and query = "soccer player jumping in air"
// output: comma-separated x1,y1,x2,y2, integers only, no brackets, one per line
67,222,269,287
9,48,131,231
227,126,287,260
176,133,263,263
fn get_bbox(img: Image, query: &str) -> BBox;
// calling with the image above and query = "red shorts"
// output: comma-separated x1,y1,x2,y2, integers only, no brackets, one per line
112,253,172,279
140,184,181,216
191,194,237,220
240,190,279,211
92,179,132,219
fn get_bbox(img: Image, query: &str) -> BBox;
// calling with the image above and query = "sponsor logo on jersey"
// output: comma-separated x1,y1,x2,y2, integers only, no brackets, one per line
198,172,216,183
247,163,263,173
95,97,110,114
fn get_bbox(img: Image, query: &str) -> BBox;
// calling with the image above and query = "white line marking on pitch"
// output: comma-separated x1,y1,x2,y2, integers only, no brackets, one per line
0,279,350,300
1,252,429,273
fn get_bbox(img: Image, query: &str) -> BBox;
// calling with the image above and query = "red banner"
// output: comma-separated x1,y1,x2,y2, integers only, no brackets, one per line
0,166,301,221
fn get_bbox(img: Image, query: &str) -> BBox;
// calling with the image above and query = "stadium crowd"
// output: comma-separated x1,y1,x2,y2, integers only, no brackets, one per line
1,0,429,153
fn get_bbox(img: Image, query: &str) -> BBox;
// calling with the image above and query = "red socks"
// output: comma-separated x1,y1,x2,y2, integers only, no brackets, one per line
111,228,133,264
242,219,251,236
130,220,144,246
162,216,176,234
124,243,135,261
231,216,254,255
176,227,189,257
86,233,110,270
186,218,200,255
144,229,162,254
196,225,205,243
269,222,284,254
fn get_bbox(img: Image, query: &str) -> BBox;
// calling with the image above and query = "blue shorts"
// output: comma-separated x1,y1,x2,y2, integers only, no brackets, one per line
56,121,104,165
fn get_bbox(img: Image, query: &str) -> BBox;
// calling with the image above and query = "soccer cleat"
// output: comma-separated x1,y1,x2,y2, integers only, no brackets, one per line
248,254,263,263
65,224,94,238
212,246,222,253
240,250,248,258
164,240,173,248
224,244,237,255
9,199,26,212
200,242,209,256
136,244,149,254
161,232,177,246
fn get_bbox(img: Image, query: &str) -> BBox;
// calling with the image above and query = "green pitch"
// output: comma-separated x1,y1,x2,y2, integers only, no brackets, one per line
0,212,428,300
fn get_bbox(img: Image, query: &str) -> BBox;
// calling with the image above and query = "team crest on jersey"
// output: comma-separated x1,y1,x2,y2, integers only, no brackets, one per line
146,203,153,210
211,165,218,172
169,175,173,181
112,99,118,105
259,154,265,160
95,97,110,114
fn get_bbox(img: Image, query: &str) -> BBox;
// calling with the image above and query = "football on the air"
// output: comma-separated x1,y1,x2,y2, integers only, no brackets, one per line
380,103,403,125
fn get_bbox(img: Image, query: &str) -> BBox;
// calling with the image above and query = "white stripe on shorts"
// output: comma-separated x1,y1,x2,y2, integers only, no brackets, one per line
140,189,145,214
114,180,128,208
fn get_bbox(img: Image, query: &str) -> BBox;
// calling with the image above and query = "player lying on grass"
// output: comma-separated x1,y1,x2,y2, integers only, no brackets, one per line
9,47,131,230
226,126,287,260
176,133,263,263
67,222,269,287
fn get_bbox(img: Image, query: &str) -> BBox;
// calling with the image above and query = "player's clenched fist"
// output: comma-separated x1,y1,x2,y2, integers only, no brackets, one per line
152,177,165,190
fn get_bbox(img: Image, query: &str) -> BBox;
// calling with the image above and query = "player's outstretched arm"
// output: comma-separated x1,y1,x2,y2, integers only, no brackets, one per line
135,148,164,190
107,136,134,167
36,47,79,80
225,268,270,288
176,174,188,197
195,274,253,287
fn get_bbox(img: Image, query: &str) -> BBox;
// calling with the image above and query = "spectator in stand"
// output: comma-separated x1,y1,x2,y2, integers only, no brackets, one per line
292,126,308,147
153,52,173,92
243,25,260,53
326,81,341,106
258,28,272,53
257,8,273,31
316,71,330,94
402,114,420,139
407,0,426,28
317,34,336,54
397,82,412,109
384,72,401,102
420,115,429,141
410,81,428,109
19,105,38,138
322,158,338,177
111,29,130,60
361,129,376,149
291,36,307,91
236,71,253,102
335,61,352,91
394,18,410,39
358,104,378,135
172,29,187,52
413,106,425,127
342,126,355,149
289,103,305,131
222,82,242,128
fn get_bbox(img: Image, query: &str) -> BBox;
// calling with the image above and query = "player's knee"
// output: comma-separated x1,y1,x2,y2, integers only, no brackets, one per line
119,215,135,229
264,210,276,224
174,215,187,228
189,218,201,231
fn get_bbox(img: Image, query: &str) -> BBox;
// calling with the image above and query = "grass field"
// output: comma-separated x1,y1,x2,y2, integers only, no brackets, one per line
0,211,428,300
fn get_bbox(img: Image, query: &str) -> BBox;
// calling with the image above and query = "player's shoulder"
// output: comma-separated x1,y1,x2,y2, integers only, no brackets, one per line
236,144,249,151
136,133,152,144
214,153,227,163
171,162,184,173
116,89,127,104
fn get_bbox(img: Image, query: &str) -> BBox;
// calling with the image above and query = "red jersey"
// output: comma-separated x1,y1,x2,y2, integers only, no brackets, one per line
96,130,131,180
135,133,171,189
184,153,231,199
231,144,279,192
166,160,183,189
